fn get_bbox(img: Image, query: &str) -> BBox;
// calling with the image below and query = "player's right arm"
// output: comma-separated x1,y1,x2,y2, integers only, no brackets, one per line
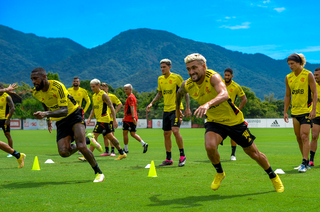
83,90,91,113
1,83,18,93
284,76,291,123
147,90,162,111
86,107,95,125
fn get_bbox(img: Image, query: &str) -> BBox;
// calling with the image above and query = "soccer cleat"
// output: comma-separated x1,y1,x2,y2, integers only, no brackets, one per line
115,153,127,160
17,153,26,168
178,156,187,167
294,164,301,170
124,149,129,154
110,152,116,157
7,154,13,158
307,164,311,170
143,143,148,153
271,174,284,193
298,164,307,173
93,173,105,182
231,155,236,161
78,156,86,161
211,171,226,190
100,152,110,156
309,161,315,167
159,159,173,166
87,133,103,152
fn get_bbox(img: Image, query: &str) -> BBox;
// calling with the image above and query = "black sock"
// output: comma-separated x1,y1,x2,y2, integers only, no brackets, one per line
231,146,236,156
212,163,223,173
85,137,90,145
265,166,276,179
111,147,115,153
118,149,124,155
179,149,185,157
105,147,109,153
166,151,172,160
310,151,315,162
302,159,308,166
93,164,102,174
12,150,20,159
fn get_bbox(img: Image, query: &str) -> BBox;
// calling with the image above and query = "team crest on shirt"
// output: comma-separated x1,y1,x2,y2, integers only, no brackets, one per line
300,78,305,82
230,88,234,92
1,98,3,101
194,93,198,96
78,93,81,96
169,80,172,84
205,87,211,94
97,97,100,100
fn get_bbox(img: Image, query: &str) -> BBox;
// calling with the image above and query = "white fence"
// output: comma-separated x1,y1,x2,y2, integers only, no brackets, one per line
1,118,293,130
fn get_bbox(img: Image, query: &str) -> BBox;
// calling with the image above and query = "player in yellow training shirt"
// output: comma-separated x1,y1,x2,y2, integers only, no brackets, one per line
100,82,123,156
284,53,317,173
176,53,284,193
223,68,247,161
0,83,25,167
67,77,91,113
147,58,191,167
310,67,320,167
86,79,127,161
31,67,105,182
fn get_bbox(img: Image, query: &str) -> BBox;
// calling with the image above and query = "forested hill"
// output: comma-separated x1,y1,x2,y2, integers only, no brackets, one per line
1,25,319,99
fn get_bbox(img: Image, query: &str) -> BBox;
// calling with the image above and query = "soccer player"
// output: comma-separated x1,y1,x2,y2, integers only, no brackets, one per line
147,59,191,167
176,53,284,192
85,79,127,161
284,53,317,173
123,84,148,153
223,68,247,161
309,67,320,166
67,77,91,114
0,83,16,157
31,68,105,182
100,83,123,157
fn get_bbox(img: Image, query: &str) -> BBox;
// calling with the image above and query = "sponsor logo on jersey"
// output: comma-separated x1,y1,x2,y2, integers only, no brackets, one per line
292,89,304,94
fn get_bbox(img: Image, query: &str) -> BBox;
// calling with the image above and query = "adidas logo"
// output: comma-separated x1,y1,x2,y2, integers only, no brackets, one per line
271,120,280,127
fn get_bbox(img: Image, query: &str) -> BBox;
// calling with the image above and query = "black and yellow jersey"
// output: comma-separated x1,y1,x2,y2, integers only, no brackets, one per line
224,80,245,103
287,68,312,116
157,73,184,112
185,69,244,126
33,80,78,121
67,87,91,113
92,90,110,123
316,83,320,117
0,92,10,119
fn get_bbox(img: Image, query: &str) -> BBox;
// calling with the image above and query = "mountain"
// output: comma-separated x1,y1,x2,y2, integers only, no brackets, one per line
1,26,319,99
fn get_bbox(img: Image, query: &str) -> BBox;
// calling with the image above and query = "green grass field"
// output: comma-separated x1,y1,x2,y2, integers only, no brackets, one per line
1,128,320,212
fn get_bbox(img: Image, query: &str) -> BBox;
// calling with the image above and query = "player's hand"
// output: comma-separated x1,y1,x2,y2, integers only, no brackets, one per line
47,120,52,133
146,103,152,112
284,113,289,123
6,83,18,93
5,119,10,126
33,111,47,119
113,120,118,129
184,108,192,118
309,109,316,120
86,118,91,125
133,118,137,125
194,103,210,118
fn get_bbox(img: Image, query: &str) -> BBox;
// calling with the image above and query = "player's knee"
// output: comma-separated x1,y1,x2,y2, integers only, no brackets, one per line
59,150,71,157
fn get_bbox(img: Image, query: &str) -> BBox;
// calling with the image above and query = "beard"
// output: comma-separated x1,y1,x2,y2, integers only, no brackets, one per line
225,79,231,83
35,80,45,91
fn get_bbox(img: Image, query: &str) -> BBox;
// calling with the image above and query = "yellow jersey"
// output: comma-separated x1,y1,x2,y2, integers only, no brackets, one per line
107,93,121,121
224,80,245,103
32,80,78,121
0,92,10,119
287,68,312,116
316,83,320,117
185,69,244,126
67,87,91,113
157,73,184,112
92,90,110,123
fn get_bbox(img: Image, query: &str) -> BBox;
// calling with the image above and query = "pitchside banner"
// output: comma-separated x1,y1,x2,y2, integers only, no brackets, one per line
245,118,293,128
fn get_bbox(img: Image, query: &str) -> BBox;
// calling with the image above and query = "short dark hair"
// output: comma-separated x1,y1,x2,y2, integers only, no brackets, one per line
101,83,108,87
315,67,320,72
31,67,47,75
73,77,79,80
224,68,233,75
0,83,3,89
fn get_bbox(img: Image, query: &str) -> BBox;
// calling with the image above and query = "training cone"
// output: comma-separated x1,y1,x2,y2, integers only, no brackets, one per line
148,160,157,177
32,156,40,170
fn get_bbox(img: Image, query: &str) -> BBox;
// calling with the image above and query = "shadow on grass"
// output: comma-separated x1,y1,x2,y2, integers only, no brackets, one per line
1,180,91,189
147,191,272,208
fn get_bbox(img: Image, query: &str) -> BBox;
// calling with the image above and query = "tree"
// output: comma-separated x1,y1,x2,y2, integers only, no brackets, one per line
47,72,60,81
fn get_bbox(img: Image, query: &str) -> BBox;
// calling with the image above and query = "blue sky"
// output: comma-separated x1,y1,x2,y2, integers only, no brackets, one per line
1,0,320,63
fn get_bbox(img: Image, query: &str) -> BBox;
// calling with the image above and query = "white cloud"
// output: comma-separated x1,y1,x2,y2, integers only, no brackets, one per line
274,7,285,12
263,0,270,3
296,46,320,53
220,22,250,30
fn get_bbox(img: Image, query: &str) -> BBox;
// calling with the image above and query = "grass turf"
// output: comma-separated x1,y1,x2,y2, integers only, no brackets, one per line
1,128,320,211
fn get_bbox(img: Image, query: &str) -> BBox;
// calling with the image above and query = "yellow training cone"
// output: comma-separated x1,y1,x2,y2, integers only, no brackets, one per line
148,160,157,177
32,156,40,170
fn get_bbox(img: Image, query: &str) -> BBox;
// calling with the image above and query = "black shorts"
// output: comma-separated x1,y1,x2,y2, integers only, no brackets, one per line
0,119,10,133
292,113,313,126
313,117,320,126
109,121,115,132
163,110,180,131
56,108,85,142
93,122,112,136
123,121,137,132
205,122,255,148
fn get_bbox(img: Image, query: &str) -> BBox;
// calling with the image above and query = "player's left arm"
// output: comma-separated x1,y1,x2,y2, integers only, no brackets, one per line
5,96,15,125
176,81,187,120
102,93,118,129
83,90,91,113
309,72,317,119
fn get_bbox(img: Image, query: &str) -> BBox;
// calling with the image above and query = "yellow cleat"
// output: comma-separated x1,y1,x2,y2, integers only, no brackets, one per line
115,153,127,160
211,171,226,190
87,133,103,152
93,173,105,182
17,153,26,168
78,156,86,161
271,174,284,193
